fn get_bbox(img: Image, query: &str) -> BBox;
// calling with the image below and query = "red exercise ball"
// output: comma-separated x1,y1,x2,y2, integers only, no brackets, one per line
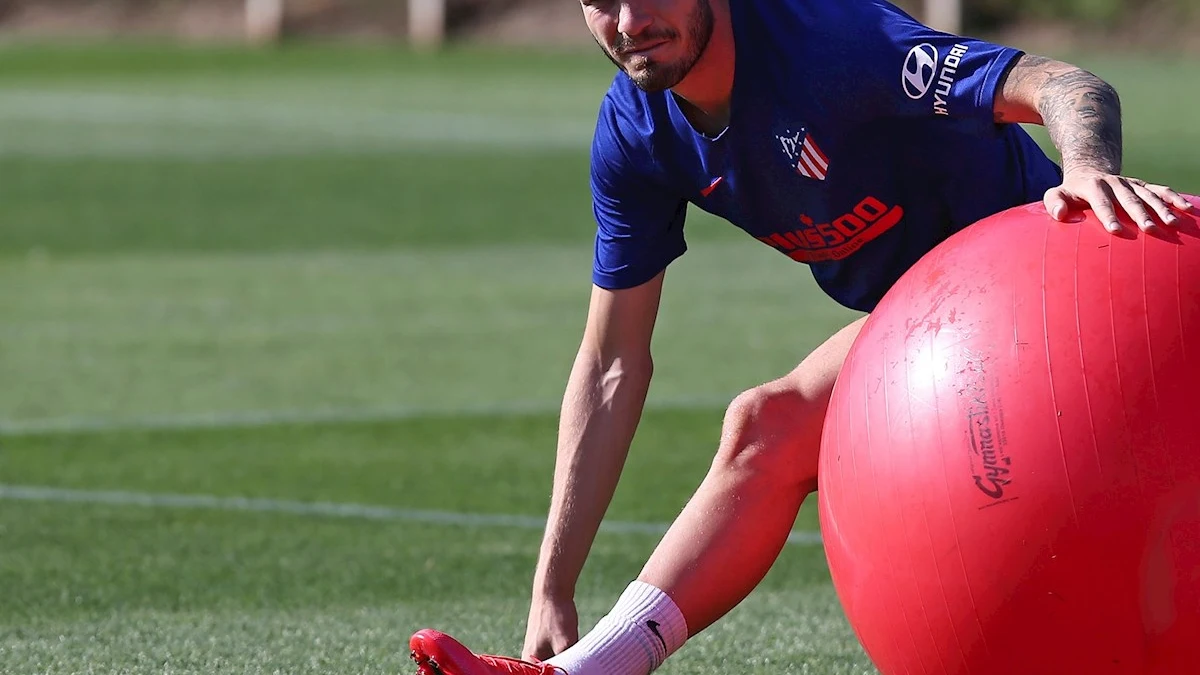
819,195,1200,675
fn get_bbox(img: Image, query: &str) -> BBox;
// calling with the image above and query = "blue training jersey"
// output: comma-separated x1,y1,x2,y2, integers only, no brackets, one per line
590,0,1063,311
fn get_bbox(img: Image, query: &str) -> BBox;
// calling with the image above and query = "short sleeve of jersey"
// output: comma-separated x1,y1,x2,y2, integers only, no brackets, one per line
590,93,688,290
823,0,1022,125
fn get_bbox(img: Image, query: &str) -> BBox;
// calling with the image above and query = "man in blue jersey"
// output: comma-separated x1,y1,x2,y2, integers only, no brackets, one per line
411,0,1194,673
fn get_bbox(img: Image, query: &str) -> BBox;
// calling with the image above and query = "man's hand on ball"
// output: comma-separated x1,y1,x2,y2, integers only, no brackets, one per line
1045,170,1195,234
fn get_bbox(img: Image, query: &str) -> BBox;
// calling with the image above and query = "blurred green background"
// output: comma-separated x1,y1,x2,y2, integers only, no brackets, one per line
1,2,1198,674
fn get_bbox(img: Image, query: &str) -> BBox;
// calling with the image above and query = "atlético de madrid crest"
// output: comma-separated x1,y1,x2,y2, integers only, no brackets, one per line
776,127,829,181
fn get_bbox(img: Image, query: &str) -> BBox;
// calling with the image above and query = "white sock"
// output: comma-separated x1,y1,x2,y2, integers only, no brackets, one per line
545,581,688,675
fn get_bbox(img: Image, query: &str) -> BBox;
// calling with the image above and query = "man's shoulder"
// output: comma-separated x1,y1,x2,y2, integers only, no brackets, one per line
593,74,674,159
731,0,906,83
597,74,669,130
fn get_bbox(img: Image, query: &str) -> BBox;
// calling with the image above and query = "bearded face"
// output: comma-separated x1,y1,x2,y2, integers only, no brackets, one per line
584,0,715,92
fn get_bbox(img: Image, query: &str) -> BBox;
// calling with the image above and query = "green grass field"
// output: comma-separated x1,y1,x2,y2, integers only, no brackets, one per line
1,43,1197,674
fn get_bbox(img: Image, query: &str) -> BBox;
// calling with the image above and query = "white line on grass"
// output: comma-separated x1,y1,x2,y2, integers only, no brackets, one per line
0,90,592,157
0,396,735,437
0,484,824,546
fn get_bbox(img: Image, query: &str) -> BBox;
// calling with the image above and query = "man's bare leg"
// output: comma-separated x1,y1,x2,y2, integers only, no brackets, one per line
545,316,867,675
637,315,866,631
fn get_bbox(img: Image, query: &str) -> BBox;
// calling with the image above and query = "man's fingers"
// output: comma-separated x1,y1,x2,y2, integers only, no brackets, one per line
1133,183,1180,227
1112,178,1158,232
1083,182,1122,233
1147,183,1196,214
1049,175,1191,234
1044,187,1085,222
525,642,555,662
521,641,543,662
554,637,577,656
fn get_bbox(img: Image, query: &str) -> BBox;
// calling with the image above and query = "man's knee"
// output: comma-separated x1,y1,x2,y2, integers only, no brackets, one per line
714,383,826,488
712,317,863,488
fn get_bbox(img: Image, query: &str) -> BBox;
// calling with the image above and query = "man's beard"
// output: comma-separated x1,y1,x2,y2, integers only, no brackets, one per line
600,0,715,92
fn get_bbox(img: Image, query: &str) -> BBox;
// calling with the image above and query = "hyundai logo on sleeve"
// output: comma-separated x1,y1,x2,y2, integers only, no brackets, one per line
902,43,938,99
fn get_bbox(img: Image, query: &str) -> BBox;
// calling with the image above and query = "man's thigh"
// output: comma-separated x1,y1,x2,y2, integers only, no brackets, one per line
775,315,869,403
729,315,868,489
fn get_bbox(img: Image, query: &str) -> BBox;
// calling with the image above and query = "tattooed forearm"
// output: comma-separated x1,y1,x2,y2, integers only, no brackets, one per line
996,55,1123,174
994,55,1055,124
1039,68,1123,174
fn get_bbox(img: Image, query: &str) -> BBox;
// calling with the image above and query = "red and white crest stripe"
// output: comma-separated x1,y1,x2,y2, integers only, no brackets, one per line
795,136,829,181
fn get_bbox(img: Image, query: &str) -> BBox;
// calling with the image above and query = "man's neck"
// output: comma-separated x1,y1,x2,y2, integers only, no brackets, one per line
672,92,730,137
670,1,735,136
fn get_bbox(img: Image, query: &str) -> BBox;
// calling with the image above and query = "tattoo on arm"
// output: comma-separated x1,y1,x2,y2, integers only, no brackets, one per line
1041,68,1123,174
994,55,1053,123
997,55,1123,174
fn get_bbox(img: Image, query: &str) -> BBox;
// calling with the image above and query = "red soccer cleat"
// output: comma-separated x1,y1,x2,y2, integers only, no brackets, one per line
410,629,566,675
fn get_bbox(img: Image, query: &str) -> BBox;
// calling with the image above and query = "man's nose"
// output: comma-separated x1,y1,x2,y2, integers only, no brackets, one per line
616,1,653,37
